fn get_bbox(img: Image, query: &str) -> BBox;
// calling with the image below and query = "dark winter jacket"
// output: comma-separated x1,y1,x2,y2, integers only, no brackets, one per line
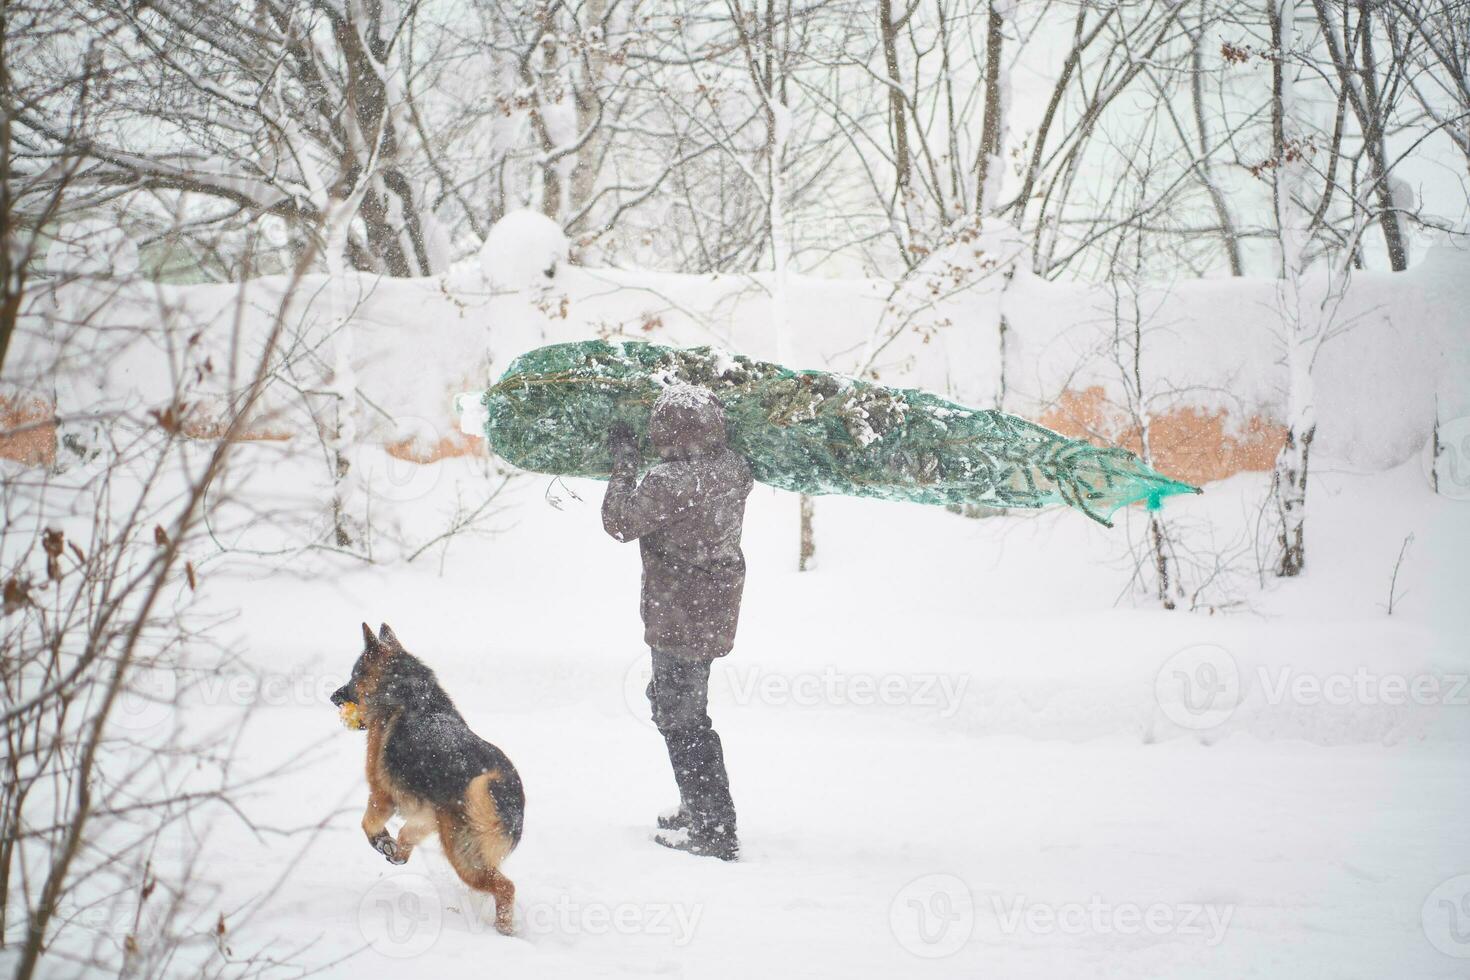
602,386,754,659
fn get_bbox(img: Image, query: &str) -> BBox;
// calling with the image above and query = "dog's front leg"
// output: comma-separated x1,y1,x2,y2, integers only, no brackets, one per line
362,786,404,864
391,811,436,865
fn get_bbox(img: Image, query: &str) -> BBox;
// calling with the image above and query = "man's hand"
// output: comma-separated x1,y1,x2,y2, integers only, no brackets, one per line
608,421,640,468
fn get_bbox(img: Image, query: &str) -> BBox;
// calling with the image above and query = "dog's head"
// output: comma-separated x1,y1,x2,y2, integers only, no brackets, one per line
330,622,403,729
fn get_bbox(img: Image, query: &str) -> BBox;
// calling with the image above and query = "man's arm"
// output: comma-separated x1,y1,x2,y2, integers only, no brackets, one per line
602,424,693,542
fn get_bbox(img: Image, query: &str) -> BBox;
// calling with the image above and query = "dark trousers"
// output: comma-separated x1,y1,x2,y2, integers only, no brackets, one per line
647,649,737,839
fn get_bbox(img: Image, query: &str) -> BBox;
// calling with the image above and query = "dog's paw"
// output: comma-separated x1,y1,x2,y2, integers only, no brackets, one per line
368,831,402,864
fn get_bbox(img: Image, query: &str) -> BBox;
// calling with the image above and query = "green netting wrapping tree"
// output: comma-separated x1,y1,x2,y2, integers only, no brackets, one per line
460,340,1200,526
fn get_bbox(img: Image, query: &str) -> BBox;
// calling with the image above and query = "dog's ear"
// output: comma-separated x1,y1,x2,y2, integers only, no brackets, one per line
361,622,379,652
378,623,401,651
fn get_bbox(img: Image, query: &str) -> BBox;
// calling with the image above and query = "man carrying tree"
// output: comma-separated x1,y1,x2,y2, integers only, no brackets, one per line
602,384,754,861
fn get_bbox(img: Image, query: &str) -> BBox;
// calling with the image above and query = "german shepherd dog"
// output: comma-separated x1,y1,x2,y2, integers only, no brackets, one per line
330,624,525,935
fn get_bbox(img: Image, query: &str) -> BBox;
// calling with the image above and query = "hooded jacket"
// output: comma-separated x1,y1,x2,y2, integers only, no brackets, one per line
602,385,754,659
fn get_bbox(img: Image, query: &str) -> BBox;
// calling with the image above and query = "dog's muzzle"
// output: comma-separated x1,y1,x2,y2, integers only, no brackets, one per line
330,684,352,707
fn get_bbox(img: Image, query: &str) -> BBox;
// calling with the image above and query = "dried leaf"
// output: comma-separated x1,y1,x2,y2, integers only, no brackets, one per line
154,525,170,548
185,562,197,591
150,402,191,434
42,528,64,582
3,577,31,615
140,858,156,905
1220,41,1252,65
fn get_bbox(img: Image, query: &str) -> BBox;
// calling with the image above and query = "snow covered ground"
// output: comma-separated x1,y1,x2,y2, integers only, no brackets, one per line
129,448,1470,978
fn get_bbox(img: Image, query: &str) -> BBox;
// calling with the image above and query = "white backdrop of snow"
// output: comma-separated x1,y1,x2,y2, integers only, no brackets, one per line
10,238,1470,979
54,441,1466,979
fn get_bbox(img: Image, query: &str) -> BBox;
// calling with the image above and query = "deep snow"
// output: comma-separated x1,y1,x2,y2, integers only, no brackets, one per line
107,447,1470,979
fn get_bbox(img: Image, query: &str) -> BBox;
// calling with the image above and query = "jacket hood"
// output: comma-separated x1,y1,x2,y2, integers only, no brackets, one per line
650,384,728,460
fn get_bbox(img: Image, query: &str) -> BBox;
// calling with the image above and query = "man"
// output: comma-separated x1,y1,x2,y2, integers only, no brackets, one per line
602,383,754,861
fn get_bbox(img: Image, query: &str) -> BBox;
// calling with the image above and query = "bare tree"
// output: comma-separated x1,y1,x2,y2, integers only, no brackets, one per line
10,1,446,277
1310,0,1412,269
1383,0,1470,184
973,0,1008,217
2,217,327,979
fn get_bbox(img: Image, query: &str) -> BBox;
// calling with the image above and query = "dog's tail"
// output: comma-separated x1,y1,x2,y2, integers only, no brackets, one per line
463,770,523,869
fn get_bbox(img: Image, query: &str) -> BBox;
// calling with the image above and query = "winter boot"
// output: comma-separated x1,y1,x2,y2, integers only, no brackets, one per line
657,805,692,832
658,726,739,860
654,824,740,861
